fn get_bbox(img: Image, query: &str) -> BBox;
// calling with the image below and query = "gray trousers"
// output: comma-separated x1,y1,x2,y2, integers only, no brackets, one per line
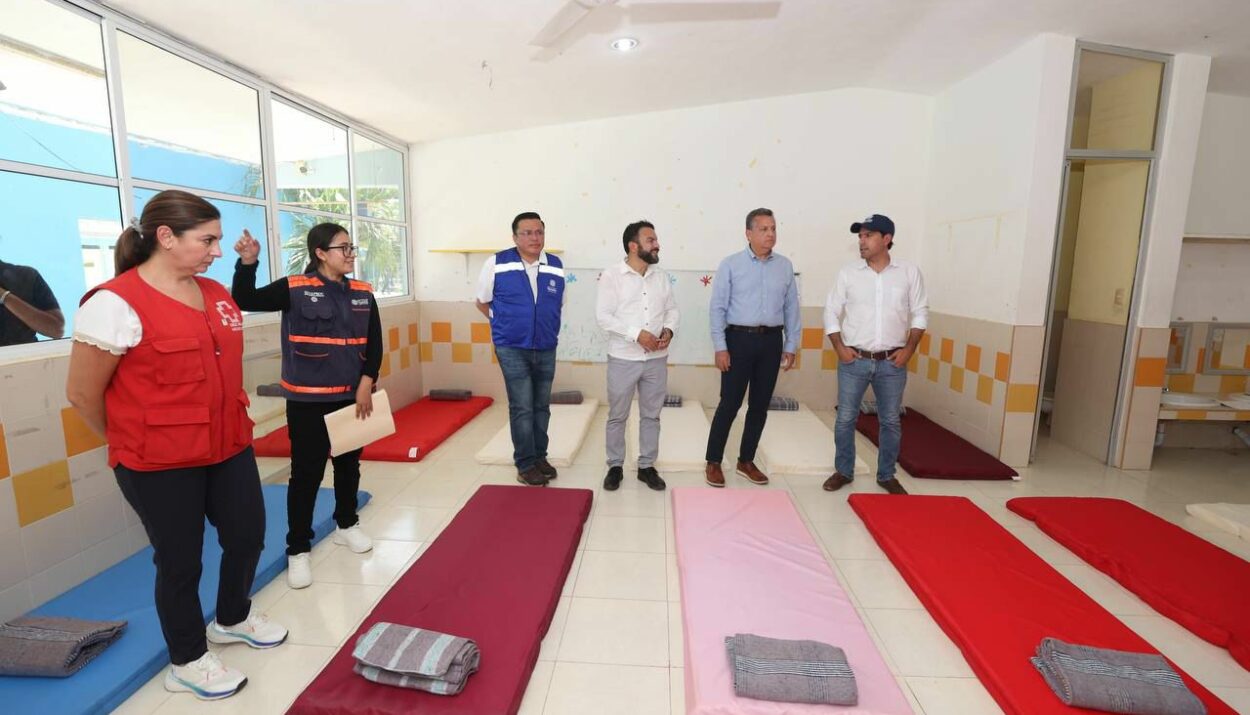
606,355,668,468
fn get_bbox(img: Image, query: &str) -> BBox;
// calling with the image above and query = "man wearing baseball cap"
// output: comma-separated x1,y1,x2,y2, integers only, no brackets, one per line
822,214,928,495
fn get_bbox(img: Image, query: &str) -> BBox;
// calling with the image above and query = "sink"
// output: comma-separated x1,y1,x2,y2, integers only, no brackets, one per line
1220,395,1250,410
1160,393,1220,409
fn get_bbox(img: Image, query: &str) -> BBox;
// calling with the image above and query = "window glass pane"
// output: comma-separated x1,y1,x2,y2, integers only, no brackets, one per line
279,210,349,277
0,170,121,345
356,221,408,298
118,33,263,197
353,135,404,220
272,101,349,214
0,0,115,176
133,189,269,290
1071,50,1164,152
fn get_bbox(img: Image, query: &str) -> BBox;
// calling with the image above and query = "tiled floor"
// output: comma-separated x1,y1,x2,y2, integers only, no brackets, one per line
114,402,1250,714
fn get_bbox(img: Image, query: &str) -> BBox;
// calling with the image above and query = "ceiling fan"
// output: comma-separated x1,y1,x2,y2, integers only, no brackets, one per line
529,0,782,49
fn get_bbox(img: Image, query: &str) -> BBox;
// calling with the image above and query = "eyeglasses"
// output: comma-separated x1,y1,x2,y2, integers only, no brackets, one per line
324,244,358,256
515,230,545,238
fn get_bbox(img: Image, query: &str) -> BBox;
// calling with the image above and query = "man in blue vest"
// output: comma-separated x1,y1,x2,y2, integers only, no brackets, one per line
475,212,566,486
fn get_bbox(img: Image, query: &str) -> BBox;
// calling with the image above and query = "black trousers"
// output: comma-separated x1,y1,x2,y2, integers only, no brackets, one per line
114,447,265,666
286,399,363,555
705,330,783,463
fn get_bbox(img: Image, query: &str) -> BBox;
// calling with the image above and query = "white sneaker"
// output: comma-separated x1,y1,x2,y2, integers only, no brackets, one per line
333,524,374,553
287,552,312,589
164,651,247,700
207,610,288,649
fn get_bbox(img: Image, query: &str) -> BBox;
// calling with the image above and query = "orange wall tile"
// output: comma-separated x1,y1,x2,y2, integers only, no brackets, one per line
399,348,412,370
822,350,839,371
379,353,392,378
452,343,474,363
801,327,823,350
926,356,940,383
1220,375,1248,393
13,460,73,527
407,323,418,346
431,322,453,343
1006,383,1039,413
1177,410,1207,420
907,353,919,373
1244,344,1250,369
1133,357,1165,388
387,326,400,351
1167,374,1196,392
919,333,932,356
976,375,994,404
950,366,965,393
61,407,106,457
471,322,492,344
994,352,1011,382
419,342,433,362
1238,411,1250,421
0,424,9,480
939,338,954,363
965,344,982,373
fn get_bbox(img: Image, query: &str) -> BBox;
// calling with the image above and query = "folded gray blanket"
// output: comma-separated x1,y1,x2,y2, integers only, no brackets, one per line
725,633,857,706
352,623,480,694
549,390,583,405
1031,638,1206,715
429,388,472,401
0,616,126,677
664,394,683,408
768,396,798,411
255,383,283,397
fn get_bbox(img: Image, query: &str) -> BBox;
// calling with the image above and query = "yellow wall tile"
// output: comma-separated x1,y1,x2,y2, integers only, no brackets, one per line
950,366,965,393
1238,411,1250,421
0,424,9,480
822,350,839,371
1005,383,1039,413
471,322,492,344
965,344,982,373
907,353,919,373
1167,374,1195,392
1177,410,1207,420
61,407,106,457
452,343,474,363
801,327,823,350
1244,344,1250,369
419,342,434,363
1219,375,1247,394
994,352,1011,382
387,326,400,351
1134,357,1166,388
940,338,954,364
13,460,73,527
399,348,412,370
407,323,418,346
976,374,994,404
379,353,392,378
926,356,940,383
431,322,453,343
1196,348,1206,373
919,333,932,356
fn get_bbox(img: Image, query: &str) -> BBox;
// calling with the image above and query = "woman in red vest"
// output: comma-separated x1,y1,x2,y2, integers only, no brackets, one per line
66,190,287,701
231,223,382,590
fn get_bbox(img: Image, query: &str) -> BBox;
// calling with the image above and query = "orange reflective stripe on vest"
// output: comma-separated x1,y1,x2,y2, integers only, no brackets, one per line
288,335,368,346
280,379,353,394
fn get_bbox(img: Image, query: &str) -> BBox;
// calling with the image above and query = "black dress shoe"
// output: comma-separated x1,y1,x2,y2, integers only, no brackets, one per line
823,473,853,492
878,478,908,495
516,467,549,486
536,458,558,480
637,467,666,491
604,466,624,491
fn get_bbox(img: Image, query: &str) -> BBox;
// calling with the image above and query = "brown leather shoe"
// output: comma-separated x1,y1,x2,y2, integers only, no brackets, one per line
823,473,853,492
516,467,549,487
735,461,769,485
878,478,908,495
536,458,557,480
705,462,725,488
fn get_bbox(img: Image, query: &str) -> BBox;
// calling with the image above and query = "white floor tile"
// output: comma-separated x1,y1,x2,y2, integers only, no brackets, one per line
153,644,335,714
557,597,670,666
518,659,555,715
837,559,924,610
312,539,421,586
573,551,667,601
585,515,666,553
543,662,670,715
264,582,385,647
865,609,975,678
359,504,449,541
906,676,1003,715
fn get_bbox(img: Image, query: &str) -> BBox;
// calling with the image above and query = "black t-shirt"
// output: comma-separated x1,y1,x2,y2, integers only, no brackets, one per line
0,260,61,346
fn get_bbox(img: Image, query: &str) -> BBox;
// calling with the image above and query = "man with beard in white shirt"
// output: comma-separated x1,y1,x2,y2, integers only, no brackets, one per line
596,221,679,491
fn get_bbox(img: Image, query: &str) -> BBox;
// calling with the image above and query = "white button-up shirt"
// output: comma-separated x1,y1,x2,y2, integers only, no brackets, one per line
596,260,680,361
824,258,928,352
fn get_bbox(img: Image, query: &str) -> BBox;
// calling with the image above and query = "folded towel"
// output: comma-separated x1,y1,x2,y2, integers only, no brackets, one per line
768,396,798,411
664,394,683,408
725,633,857,706
352,623,480,694
429,388,472,401
1031,638,1206,715
549,390,583,405
0,616,127,677
256,383,283,397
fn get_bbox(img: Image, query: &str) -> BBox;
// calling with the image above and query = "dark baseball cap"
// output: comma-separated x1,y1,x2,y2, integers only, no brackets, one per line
850,214,895,236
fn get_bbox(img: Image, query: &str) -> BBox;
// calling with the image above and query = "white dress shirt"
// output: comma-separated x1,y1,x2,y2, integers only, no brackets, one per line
824,258,928,352
596,260,680,361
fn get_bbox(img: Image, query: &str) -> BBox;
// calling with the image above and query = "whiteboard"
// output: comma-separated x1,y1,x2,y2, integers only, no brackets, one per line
556,266,798,366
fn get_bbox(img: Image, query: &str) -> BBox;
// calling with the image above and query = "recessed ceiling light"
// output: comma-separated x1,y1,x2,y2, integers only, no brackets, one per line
610,37,639,52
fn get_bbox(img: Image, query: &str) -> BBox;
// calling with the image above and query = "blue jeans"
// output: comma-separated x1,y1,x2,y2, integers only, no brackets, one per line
834,357,907,482
495,346,557,471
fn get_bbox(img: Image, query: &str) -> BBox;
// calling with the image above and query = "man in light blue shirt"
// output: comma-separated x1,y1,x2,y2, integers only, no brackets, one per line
704,207,801,487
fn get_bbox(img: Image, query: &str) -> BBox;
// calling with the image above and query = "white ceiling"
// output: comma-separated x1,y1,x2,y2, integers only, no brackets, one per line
103,0,1250,144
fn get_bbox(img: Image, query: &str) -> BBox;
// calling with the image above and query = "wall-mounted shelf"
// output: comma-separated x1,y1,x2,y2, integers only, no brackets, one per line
429,247,565,274
1183,235,1250,244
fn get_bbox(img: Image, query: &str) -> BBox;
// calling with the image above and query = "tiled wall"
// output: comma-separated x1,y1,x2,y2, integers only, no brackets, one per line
1118,327,1169,470
1165,323,1250,395
0,300,422,623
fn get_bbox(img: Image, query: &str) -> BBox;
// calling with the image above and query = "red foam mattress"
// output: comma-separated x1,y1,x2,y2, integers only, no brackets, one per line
856,409,1017,480
1008,496,1250,672
289,485,592,715
255,396,492,462
849,494,1235,715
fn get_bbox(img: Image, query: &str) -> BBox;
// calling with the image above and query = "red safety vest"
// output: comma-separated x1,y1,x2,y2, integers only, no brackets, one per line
82,269,253,471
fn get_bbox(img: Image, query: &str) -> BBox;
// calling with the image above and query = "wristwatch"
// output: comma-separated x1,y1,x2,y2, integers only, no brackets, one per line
0,289,10,306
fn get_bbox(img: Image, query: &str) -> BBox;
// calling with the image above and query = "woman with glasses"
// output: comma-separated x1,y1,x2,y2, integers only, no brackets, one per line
231,223,382,590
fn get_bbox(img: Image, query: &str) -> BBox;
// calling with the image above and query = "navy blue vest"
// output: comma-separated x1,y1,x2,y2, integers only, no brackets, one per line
281,272,373,401
490,248,564,351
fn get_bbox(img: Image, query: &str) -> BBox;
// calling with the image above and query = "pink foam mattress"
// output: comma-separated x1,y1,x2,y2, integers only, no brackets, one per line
672,488,913,715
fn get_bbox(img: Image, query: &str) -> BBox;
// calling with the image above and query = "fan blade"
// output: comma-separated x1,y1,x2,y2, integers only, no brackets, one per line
626,1,781,24
530,0,599,47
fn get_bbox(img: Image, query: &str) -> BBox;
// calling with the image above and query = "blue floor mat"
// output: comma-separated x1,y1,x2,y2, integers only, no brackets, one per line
0,484,371,715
